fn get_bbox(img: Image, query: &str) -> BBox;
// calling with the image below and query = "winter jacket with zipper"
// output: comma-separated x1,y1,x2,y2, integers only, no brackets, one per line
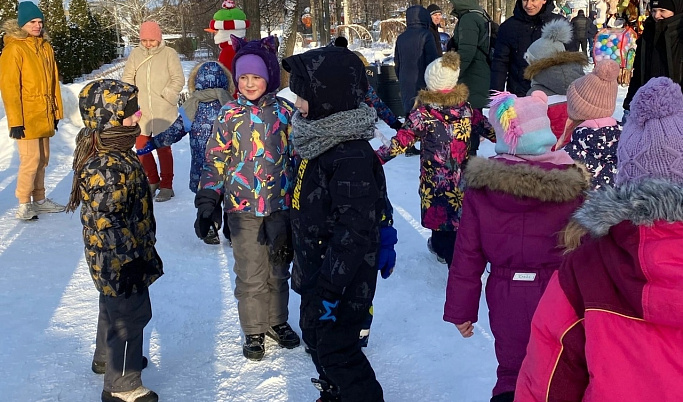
376,85,495,231
395,5,440,115
78,149,163,297
121,41,185,136
444,156,590,395
449,0,491,109
571,13,590,40
490,0,575,96
198,93,295,217
516,180,683,401
623,13,683,110
0,20,63,140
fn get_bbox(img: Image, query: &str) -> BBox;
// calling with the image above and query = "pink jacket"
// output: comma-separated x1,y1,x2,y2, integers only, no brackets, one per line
516,180,683,401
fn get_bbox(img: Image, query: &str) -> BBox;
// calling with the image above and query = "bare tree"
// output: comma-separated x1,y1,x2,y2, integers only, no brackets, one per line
95,0,182,42
278,0,298,89
261,0,286,34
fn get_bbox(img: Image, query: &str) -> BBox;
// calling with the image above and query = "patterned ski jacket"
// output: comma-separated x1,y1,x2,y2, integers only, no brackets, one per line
565,118,621,189
376,85,495,231
198,93,295,216
517,180,683,401
78,150,163,296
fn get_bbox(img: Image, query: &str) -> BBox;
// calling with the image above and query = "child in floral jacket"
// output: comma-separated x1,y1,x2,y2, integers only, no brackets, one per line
377,52,495,266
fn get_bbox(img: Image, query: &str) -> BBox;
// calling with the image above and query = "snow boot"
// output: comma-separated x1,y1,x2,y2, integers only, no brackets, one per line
101,386,158,402
203,225,220,245
312,378,340,402
358,305,373,348
154,188,174,202
266,322,301,349
427,237,447,264
490,391,514,402
92,356,148,375
243,333,265,361
148,182,159,197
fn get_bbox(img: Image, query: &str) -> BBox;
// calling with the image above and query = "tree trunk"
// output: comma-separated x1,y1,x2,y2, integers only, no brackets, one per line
321,0,330,44
310,0,319,42
505,0,515,19
279,0,299,90
242,0,261,39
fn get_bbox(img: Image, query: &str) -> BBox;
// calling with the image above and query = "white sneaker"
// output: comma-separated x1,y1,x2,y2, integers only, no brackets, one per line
103,386,158,402
33,198,66,214
16,203,38,220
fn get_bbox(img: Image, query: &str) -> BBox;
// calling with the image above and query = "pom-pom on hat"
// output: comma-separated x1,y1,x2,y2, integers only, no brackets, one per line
524,19,573,63
139,21,162,42
424,52,461,92
567,60,620,120
616,77,683,185
17,1,44,28
488,90,558,155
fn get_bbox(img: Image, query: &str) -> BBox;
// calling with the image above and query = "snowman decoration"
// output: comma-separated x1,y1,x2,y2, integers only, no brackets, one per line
206,0,250,71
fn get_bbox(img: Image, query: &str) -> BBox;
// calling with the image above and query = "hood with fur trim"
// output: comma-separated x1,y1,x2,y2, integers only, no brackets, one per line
465,156,591,203
415,83,469,107
524,51,587,95
2,19,49,43
187,60,234,93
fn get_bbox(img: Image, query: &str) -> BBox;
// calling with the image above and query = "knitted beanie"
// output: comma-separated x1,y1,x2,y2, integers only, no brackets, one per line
524,19,573,63
427,4,442,14
424,52,460,92
17,1,44,28
566,60,620,120
235,54,269,83
139,21,162,42
616,77,683,185
489,90,558,155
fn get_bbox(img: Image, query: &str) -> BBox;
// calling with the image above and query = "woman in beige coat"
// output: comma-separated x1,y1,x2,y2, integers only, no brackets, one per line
122,21,184,202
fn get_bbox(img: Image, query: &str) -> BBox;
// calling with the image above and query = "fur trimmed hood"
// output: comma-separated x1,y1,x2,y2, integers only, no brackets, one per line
571,180,683,238
524,51,588,80
2,19,49,43
415,83,469,107
187,61,234,93
465,157,592,202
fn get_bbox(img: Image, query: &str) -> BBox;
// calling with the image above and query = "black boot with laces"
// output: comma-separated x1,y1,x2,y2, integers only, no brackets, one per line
243,333,265,361
266,322,301,349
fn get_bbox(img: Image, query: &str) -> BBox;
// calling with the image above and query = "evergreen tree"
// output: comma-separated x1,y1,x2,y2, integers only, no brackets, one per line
40,0,67,34
68,0,89,30
0,0,18,55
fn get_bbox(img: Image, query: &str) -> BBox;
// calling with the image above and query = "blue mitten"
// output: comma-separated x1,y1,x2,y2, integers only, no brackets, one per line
136,139,157,156
378,226,398,279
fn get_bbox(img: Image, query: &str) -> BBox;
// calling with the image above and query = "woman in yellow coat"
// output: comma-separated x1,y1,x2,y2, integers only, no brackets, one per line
0,1,65,220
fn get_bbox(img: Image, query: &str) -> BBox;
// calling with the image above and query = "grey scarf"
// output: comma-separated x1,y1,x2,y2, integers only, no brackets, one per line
292,103,377,159
182,88,231,121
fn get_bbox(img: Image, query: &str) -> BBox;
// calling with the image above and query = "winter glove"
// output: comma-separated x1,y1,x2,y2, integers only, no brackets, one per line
194,189,221,239
270,231,294,266
621,109,630,126
389,119,403,131
136,139,157,156
119,257,148,298
377,226,398,279
9,126,25,139
54,120,59,131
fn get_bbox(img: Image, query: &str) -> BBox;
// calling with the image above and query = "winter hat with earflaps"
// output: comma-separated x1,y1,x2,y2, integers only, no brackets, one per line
424,52,461,92
616,77,683,186
524,19,573,63
567,60,620,121
488,90,558,155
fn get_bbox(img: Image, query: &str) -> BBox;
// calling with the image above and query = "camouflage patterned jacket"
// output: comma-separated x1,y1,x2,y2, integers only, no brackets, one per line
78,150,163,296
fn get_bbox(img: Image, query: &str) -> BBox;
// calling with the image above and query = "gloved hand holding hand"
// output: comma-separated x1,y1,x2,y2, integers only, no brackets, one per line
377,226,398,279
54,120,59,131
194,189,220,239
120,257,148,298
389,119,403,131
9,126,25,139
621,109,630,126
136,139,157,156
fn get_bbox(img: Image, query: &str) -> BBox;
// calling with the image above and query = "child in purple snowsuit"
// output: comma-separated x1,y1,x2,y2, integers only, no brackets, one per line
443,90,591,402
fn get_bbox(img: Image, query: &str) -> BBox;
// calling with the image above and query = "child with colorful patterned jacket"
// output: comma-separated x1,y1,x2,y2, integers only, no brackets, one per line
376,52,496,266
194,36,300,361
137,61,235,244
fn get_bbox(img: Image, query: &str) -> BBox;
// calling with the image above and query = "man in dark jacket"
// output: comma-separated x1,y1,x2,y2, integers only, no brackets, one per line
571,10,590,56
427,4,444,55
448,0,492,155
490,0,577,96
283,46,395,402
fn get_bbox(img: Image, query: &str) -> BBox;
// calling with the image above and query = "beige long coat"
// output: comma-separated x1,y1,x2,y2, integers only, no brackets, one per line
122,40,184,136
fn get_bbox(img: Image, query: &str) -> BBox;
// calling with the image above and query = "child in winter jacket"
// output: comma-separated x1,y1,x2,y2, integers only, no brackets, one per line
562,60,621,188
137,61,235,244
66,79,164,402
523,19,588,141
194,36,300,361
443,90,591,402
377,51,496,266
283,45,395,402
516,77,683,402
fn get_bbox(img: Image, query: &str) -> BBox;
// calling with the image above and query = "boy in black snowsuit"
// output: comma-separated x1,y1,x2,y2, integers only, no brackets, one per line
282,46,397,402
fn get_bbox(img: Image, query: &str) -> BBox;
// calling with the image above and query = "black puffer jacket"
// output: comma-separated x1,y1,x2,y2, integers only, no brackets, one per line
395,5,440,115
571,11,590,40
490,0,576,96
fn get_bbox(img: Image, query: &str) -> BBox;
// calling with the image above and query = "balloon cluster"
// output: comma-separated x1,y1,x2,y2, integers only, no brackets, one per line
593,27,637,69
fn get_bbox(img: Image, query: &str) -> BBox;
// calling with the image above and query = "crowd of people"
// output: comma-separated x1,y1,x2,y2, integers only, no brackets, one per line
1,0,683,401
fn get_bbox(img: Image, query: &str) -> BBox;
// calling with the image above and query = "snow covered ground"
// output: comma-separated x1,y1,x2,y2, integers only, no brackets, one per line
0,59,627,401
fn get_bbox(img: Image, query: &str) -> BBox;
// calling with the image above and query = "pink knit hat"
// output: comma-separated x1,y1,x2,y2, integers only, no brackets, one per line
140,21,162,42
566,60,619,120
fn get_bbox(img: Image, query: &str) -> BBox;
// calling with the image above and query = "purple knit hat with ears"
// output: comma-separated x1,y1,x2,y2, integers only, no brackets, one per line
230,35,280,94
616,77,683,185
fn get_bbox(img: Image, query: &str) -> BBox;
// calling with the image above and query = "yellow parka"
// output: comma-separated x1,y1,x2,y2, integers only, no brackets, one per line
0,20,63,140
